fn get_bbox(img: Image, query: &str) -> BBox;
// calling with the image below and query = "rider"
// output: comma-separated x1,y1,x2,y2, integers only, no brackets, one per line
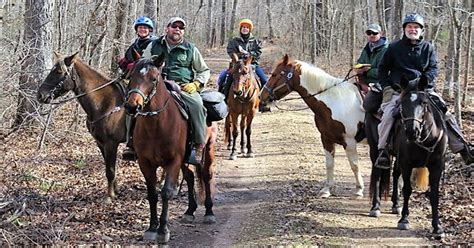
356,23,389,113
217,18,270,112
119,16,158,161
375,13,474,169
143,17,211,165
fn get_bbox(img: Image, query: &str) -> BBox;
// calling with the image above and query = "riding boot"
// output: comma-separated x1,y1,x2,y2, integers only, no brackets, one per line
374,149,391,169
122,116,137,161
259,102,271,113
445,113,474,164
188,144,204,166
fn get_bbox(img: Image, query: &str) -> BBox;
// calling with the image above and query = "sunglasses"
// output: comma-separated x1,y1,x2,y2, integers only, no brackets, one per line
366,30,379,36
170,23,185,30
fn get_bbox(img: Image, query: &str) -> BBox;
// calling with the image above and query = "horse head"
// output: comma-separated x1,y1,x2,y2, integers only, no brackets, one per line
37,52,80,103
230,53,254,98
260,54,296,104
125,54,166,115
400,80,430,142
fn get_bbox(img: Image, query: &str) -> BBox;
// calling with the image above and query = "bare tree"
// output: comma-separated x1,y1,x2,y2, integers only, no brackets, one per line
15,0,54,127
265,0,275,40
144,0,158,22
219,0,226,46
462,0,473,106
110,0,129,75
229,0,239,36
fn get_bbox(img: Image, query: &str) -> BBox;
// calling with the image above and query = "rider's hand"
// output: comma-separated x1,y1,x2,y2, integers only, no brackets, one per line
182,81,201,94
355,67,370,75
382,87,395,104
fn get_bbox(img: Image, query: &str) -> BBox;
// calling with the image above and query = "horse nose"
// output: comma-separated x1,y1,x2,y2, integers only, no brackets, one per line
124,102,141,115
236,90,243,96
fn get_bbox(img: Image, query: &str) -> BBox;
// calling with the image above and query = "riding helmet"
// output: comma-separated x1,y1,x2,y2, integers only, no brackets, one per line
134,16,154,31
402,13,424,29
239,19,254,31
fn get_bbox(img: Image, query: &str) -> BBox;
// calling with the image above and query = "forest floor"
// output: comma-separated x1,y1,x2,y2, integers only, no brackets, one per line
0,46,472,246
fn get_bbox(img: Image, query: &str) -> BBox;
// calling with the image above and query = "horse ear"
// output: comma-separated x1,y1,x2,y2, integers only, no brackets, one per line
232,53,239,63
244,55,252,65
282,54,289,65
151,53,166,67
64,51,79,66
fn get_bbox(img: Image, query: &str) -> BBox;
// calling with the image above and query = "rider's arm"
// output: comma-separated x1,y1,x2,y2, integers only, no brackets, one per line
192,47,211,88
249,39,262,61
226,38,238,58
422,45,439,90
378,45,393,90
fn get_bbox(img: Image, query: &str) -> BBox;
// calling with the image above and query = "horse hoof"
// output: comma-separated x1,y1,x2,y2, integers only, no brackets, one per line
182,214,195,223
156,231,170,244
319,191,331,198
392,207,402,215
143,231,157,241
229,155,237,160
226,145,232,150
397,222,410,230
369,209,381,217
246,153,255,158
203,215,216,224
432,230,445,240
102,196,113,205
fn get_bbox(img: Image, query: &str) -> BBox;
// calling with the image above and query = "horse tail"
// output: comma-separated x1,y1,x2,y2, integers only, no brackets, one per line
413,167,429,191
196,144,217,205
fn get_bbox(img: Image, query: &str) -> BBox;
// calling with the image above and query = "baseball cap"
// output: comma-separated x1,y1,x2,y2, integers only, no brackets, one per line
366,23,382,33
167,17,186,27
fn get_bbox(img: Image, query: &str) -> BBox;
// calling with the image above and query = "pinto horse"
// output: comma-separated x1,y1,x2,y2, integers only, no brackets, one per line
260,54,365,198
376,81,447,238
37,52,126,203
125,55,218,243
224,54,260,160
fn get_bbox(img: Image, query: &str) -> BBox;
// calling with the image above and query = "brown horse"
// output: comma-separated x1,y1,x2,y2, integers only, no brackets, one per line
124,55,218,244
224,54,260,160
37,52,126,203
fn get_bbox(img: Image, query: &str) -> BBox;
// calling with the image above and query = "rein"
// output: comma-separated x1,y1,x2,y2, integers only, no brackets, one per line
127,72,171,117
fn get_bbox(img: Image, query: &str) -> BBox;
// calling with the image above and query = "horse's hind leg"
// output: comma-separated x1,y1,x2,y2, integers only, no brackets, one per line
181,164,197,223
229,114,239,160
225,115,232,150
245,114,255,158
100,142,119,204
344,139,364,197
398,164,413,230
428,161,444,238
240,115,247,154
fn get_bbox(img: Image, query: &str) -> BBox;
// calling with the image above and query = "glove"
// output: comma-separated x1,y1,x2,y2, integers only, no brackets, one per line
181,81,201,94
382,87,395,104
118,57,129,70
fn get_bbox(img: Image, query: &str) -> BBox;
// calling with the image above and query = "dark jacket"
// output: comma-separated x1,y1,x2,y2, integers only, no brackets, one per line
226,34,262,65
378,35,438,91
124,36,157,61
357,37,389,84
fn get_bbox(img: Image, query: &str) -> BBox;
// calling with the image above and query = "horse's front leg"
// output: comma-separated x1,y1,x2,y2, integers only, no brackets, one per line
344,138,363,197
240,114,247,154
203,124,218,223
229,113,239,160
398,164,413,230
157,161,181,244
181,164,197,223
224,115,232,150
428,162,444,238
319,139,335,198
100,142,119,204
391,161,402,215
244,113,255,158
139,161,159,241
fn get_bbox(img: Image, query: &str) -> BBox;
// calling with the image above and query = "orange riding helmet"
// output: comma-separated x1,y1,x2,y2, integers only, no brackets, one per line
239,19,254,31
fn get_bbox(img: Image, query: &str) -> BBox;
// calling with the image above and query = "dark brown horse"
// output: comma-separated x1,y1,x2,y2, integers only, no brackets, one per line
224,53,260,160
37,52,126,203
124,55,218,243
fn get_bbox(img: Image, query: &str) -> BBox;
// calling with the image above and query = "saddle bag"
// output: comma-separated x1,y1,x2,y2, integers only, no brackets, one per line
200,90,228,122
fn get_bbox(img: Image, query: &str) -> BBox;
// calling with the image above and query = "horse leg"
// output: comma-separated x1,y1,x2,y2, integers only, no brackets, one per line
100,142,119,204
344,138,363,197
397,164,413,230
225,115,232,150
245,114,255,158
391,161,402,215
140,161,160,241
428,162,444,238
319,140,335,198
229,114,239,160
157,162,181,244
240,114,247,154
181,164,197,223
202,139,217,223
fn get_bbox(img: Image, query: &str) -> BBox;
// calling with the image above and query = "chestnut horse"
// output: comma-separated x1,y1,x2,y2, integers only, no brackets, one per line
125,55,218,243
260,54,365,198
37,52,126,203
224,54,260,160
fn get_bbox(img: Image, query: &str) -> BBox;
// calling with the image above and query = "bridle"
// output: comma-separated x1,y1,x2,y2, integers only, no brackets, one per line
261,67,294,101
232,61,258,101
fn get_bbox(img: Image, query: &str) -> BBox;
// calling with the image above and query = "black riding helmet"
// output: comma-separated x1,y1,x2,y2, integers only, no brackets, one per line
402,13,424,29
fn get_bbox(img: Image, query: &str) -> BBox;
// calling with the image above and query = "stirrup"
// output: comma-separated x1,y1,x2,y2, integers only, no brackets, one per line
374,150,390,169
187,147,203,165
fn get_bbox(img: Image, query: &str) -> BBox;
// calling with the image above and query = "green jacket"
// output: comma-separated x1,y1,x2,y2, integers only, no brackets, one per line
357,37,389,84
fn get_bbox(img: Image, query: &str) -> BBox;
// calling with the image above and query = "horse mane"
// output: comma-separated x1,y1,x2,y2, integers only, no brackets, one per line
294,60,350,97
73,58,111,82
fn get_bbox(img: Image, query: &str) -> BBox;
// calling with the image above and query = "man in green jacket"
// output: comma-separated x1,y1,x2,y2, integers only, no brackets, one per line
356,23,389,114
143,17,210,165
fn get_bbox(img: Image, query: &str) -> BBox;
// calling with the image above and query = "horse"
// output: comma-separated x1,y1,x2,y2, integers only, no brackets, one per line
37,52,127,203
260,54,365,198
224,53,260,160
124,55,218,243
375,80,447,238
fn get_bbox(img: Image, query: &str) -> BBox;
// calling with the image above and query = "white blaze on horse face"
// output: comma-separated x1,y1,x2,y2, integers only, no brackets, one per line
410,93,418,102
140,67,148,76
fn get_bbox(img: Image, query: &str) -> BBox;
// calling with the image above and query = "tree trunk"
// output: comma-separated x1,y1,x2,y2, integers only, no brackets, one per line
443,26,455,99
453,24,463,126
110,0,128,75
265,0,274,40
144,0,157,22
391,0,403,40
219,0,226,46
206,0,214,48
229,0,238,36
462,0,473,106
15,0,54,127
350,0,356,66
310,0,318,64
